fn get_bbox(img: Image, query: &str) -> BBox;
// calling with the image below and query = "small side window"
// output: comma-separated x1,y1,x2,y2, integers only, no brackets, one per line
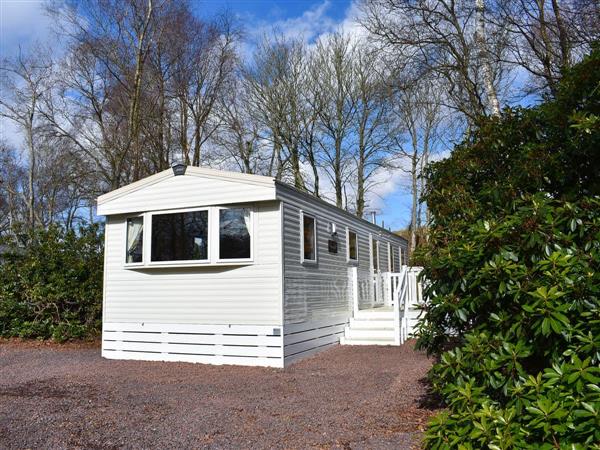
219,207,252,260
372,237,379,271
302,213,317,263
347,229,358,262
126,216,144,263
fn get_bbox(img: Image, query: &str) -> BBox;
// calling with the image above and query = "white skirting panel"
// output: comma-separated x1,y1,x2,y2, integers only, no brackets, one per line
102,322,284,368
283,316,349,366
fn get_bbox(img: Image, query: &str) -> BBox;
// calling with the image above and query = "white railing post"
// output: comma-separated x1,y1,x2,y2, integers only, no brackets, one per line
351,266,359,316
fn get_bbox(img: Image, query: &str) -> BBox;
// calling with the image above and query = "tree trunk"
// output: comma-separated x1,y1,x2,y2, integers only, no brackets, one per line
536,0,558,94
475,0,501,116
192,126,201,166
334,136,343,208
291,145,304,190
551,0,571,73
410,153,418,253
180,97,190,165
356,157,365,218
128,0,153,180
26,120,35,231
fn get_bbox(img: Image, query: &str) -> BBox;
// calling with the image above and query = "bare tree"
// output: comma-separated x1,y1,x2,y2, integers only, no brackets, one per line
0,47,54,230
494,0,600,95
0,142,27,235
47,0,185,186
311,33,358,208
243,36,310,188
359,0,508,123
392,78,444,252
213,76,265,174
352,44,395,218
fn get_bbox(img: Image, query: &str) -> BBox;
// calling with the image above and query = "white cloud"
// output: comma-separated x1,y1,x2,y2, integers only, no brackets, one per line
247,1,338,45
0,0,53,55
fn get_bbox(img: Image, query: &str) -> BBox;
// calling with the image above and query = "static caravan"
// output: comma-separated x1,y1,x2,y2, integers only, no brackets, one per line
98,165,410,368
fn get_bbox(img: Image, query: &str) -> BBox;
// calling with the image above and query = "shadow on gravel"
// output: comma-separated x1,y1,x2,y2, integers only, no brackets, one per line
416,376,444,411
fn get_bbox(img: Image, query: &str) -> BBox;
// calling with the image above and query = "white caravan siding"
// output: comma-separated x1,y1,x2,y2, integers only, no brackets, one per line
103,201,282,325
98,170,276,216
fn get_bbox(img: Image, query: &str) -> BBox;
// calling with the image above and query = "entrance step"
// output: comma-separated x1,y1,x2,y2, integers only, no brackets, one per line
339,336,396,346
349,318,394,329
344,326,395,340
354,309,394,320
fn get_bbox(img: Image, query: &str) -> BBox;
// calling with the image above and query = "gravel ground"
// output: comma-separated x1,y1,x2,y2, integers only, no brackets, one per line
0,340,437,450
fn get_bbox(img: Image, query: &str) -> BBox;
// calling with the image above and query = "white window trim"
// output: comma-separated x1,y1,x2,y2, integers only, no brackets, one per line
147,206,211,266
387,242,392,272
215,205,254,263
346,227,358,264
124,213,145,268
301,211,317,265
123,205,256,269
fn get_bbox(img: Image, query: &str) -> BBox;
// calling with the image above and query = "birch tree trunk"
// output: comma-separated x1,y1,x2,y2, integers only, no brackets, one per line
475,0,501,116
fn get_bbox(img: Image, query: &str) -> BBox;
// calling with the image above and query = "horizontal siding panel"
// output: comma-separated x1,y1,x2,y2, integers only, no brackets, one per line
281,317,347,366
284,324,346,346
103,331,278,346
284,333,341,357
102,350,282,368
278,185,407,324
103,201,282,325
99,173,276,215
102,322,283,367
104,341,282,358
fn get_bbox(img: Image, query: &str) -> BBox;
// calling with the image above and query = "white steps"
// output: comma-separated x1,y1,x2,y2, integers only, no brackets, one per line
340,307,421,346
341,308,396,346
339,336,395,346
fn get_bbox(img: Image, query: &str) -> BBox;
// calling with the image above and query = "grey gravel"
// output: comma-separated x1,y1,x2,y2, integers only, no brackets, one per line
0,339,436,450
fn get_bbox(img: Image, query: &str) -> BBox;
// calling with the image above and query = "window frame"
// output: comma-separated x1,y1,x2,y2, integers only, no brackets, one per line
124,214,145,267
215,205,254,263
346,227,358,264
148,206,211,266
390,244,398,273
300,211,318,265
370,234,380,271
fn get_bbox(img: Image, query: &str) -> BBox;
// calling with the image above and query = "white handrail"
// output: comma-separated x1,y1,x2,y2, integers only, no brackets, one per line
388,266,424,345
392,267,408,345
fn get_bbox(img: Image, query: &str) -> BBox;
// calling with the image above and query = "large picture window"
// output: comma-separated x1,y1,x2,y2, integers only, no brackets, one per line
151,210,208,262
219,208,251,260
347,229,358,262
302,213,317,262
126,217,144,263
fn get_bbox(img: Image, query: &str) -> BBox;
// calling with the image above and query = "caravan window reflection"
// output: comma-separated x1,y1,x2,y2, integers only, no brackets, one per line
219,208,251,260
302,213,317,263
151,210,209,262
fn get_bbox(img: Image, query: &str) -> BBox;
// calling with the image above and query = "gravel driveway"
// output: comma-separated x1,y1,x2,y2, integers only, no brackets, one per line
0,340,436,449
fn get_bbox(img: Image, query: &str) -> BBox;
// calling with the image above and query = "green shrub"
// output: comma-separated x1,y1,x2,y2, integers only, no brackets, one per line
416,47,600,448
0,225,104,341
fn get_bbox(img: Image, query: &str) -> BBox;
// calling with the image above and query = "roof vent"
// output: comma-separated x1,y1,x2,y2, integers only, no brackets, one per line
171,163,187,176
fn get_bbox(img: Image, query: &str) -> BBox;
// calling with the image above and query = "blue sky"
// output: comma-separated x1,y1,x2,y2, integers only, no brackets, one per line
0,0,415,231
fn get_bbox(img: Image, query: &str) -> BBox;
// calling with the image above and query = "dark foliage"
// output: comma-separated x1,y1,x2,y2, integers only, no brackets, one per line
0,225,104,341
416,47,600,448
